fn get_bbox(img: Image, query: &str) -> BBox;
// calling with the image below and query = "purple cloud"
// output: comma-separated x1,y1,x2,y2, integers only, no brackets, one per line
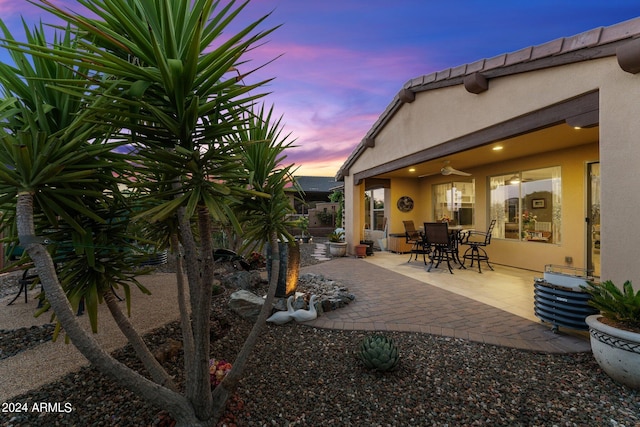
2,0,640,177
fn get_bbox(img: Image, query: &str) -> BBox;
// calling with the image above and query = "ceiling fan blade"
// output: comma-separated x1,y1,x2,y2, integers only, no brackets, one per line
441,165,471,176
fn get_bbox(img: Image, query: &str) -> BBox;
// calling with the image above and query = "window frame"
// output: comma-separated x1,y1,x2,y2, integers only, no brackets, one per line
489,166,561,244
432,180,475,227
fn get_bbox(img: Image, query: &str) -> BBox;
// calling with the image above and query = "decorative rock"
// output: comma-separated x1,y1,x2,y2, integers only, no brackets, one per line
221,270,265,291
272,297,289,311
227,272,356,322
228,290,265,321
296,273,356,312
321,299,332,313
292,295,307,310
0,324,55,360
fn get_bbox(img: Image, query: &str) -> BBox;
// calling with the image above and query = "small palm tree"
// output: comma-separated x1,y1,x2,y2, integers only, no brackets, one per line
1,0,282,424
0,16,177,392
233,104,300,253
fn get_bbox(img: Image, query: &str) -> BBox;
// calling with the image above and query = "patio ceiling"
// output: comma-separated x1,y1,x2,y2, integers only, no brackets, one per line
374,123,599,180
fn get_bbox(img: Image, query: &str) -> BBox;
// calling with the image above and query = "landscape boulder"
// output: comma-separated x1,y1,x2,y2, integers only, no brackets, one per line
220,270,264,290
228,290,265,321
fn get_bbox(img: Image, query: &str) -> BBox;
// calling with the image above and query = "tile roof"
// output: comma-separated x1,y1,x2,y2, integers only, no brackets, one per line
406,17,640,91
337,17,640,180
293,176,339,193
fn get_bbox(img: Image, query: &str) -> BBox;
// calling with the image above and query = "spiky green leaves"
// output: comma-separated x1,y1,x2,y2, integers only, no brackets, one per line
230,104,300,253
358,334,400,372
583,280,640,328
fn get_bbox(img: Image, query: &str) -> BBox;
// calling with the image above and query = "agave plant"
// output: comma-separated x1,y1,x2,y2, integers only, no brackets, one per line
358,334,400,372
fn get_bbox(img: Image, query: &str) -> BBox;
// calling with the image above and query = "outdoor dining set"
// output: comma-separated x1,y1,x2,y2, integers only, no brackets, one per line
403,219,496,274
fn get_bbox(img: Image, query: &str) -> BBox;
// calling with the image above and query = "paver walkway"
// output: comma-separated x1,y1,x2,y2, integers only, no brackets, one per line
311,242,331,262
301,257,591,353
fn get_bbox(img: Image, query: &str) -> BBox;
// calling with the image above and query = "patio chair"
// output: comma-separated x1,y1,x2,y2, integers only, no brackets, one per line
403,220,429,264
423,222,457,274
460,219,497,273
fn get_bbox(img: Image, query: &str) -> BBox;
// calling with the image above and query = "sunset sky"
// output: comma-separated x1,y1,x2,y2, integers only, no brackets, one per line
1,1,640,177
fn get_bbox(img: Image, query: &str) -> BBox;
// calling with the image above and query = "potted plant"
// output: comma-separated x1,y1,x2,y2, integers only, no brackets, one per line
327,230,347,257
582,280,640,390
297,216,311,243
354,243,368,258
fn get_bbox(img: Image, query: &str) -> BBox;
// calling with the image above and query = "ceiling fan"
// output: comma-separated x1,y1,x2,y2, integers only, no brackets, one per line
440,161,471,176
418,161,472,178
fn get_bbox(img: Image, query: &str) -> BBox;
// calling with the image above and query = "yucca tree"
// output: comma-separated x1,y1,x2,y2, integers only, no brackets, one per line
234,104,300,254
215,103,300,404
0,16,181,403
0,22,144,322
1,0,284,424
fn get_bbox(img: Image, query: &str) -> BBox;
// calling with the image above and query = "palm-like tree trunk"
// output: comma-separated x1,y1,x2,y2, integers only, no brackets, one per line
16,192,200,423
104,291,177,391
211,231,281,412
172,232,196,374
176,204,214,419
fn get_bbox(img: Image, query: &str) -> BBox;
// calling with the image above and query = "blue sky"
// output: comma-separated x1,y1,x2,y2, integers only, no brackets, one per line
2,1,640,176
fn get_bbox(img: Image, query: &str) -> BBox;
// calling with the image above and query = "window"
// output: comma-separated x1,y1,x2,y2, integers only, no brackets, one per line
490,166,561,243
364,188,386,231
432,181,475,226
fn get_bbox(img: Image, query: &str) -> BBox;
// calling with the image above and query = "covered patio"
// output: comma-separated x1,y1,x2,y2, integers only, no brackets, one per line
336,18,640,288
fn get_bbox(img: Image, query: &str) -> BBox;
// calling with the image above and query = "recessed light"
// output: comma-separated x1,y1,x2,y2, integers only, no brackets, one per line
408,168,416,173
492,146,503,151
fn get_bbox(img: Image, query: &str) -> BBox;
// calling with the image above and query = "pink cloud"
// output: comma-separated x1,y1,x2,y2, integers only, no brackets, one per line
238,40,427,177
0,2,422,178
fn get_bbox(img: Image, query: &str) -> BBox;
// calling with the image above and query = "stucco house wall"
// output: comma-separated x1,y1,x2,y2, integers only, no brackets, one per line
339,19,640,288
599,61,640,289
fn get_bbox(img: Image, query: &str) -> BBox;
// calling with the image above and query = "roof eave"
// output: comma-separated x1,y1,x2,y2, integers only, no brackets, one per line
335,17,640,182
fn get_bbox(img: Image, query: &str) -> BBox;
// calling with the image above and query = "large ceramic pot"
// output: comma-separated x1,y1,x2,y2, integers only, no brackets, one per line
585,314,640,390
329,242,347,257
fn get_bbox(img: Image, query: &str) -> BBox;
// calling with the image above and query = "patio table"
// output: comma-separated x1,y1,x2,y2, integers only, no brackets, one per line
420,224,468,265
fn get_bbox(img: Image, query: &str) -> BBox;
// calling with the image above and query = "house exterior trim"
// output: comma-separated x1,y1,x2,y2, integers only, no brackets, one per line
352,91,598,185
337,17,640,181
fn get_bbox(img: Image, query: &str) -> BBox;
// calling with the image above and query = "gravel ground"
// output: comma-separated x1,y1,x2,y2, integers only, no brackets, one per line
1,242,639,426
0,271,25,300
